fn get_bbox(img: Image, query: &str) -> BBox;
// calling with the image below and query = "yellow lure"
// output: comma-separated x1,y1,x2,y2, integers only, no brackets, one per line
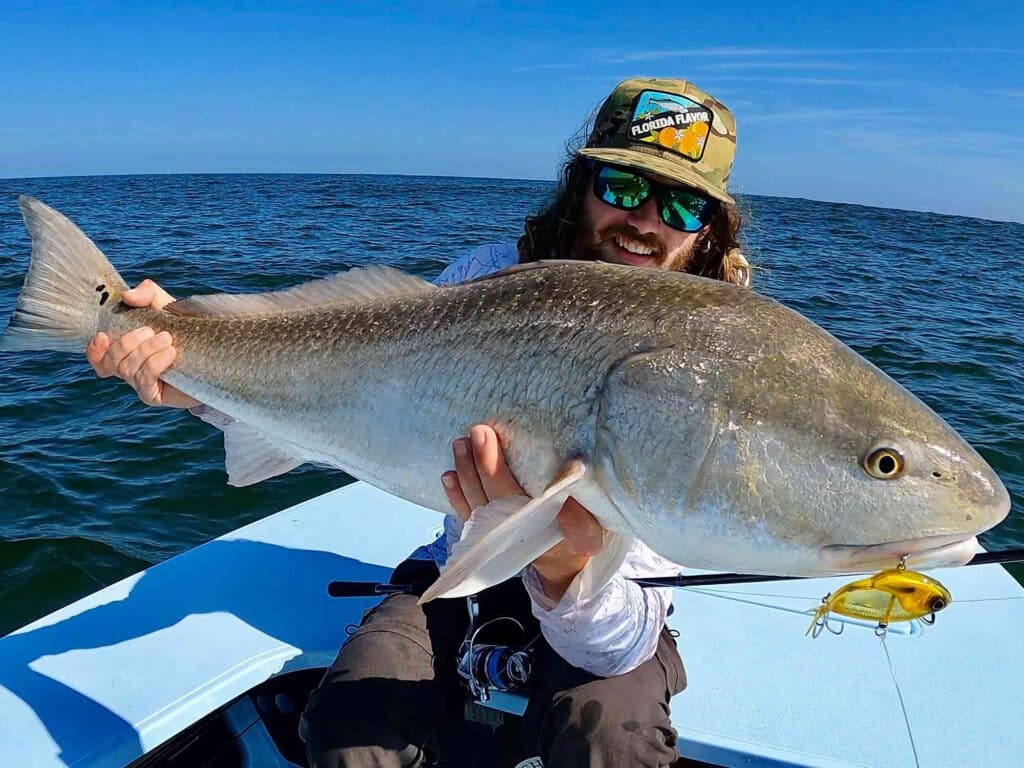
806,566,952,638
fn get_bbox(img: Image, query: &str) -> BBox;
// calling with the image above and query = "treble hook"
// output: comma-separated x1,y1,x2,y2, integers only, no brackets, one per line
809,607,845,638
897,554,909,571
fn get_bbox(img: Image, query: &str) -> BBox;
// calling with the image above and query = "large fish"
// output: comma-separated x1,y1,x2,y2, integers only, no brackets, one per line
0,197,1011,602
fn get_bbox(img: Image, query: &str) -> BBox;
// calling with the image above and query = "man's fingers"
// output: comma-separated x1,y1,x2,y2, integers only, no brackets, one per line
446,426,523,523
117,331,172,387
452,437,488,510
442,471,472,522
469,424,525,499
113,328,158,381
558,498,604,557
122,279,176,310
98,326,153,378
85,333,112,375
133,343,177,406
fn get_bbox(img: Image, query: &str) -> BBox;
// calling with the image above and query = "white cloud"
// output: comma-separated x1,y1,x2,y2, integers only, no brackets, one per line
700,75,889,87
743,107,908,124
608,46,1024,63
824,126,1024,157
517,46,1022,74
511,62,579,73
700,60,867,71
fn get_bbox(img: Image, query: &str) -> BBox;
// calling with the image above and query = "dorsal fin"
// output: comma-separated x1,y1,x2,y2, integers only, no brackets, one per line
166,265,436,318
456,259,584,285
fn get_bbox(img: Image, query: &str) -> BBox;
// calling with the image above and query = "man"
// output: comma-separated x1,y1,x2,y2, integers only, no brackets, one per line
86,77,748,767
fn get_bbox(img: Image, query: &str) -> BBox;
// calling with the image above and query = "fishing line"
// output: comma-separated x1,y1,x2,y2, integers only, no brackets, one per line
881,635,921,768
676,589,817,618
683,587,828,601
946,595,1024,604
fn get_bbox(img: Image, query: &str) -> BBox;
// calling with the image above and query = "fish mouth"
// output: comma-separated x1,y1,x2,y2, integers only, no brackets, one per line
821,534,978,572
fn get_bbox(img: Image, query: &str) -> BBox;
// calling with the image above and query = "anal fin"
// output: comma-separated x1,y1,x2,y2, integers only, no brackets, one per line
193,406,303,486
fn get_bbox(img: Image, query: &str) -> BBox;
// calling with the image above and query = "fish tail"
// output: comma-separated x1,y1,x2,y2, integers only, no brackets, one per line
0,196,128,352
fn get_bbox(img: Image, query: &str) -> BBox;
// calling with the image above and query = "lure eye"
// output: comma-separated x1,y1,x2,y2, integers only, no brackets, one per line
863,448,905,480
930,597,947,612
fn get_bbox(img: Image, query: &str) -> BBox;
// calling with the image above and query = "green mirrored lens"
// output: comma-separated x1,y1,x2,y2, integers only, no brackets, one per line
597,167,649,209
661,190,712,232
594,164,715,232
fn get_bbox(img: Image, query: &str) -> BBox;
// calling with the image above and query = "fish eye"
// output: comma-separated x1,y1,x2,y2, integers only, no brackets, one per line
862,447,905,480
930,597,947,612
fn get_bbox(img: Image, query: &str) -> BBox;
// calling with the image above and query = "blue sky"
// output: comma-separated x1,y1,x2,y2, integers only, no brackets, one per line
1,1,1022,222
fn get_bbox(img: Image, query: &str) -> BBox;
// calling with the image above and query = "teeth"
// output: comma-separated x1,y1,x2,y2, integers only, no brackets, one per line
614,236,654,256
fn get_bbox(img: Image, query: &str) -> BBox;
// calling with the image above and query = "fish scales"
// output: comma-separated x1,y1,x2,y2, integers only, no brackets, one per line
103,268,672,508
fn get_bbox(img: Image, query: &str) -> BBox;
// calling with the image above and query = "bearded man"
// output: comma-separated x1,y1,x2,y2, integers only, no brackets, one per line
86,77,749,768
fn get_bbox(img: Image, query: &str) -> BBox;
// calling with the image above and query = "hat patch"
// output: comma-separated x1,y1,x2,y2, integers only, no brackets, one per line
629,90,712,161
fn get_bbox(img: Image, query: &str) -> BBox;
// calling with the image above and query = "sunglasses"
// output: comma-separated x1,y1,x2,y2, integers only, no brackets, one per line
592,163,717,233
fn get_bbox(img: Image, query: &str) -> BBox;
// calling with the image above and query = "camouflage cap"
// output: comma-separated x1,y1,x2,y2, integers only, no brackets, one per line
580,77,737,205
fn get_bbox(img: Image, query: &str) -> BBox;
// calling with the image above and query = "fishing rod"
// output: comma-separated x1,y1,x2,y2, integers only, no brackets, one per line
326,547,1024,597
630,548,1024,588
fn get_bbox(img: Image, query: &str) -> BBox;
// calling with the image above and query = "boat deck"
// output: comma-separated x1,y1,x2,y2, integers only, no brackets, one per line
1,481,1021,767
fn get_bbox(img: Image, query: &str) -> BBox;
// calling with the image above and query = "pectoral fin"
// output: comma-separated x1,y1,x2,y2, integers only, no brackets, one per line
419,459,588,603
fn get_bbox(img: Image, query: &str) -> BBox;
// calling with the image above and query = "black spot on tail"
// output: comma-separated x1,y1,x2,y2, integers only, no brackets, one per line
99,291,110,306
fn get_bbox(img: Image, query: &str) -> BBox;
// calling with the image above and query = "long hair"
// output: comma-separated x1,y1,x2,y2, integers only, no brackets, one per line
517,153,749,286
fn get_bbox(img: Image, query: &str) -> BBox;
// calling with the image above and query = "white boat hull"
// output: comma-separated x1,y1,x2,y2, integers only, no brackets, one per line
1,481,1021,767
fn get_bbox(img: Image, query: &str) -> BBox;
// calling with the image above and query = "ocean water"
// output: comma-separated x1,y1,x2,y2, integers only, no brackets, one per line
0,173,1021,635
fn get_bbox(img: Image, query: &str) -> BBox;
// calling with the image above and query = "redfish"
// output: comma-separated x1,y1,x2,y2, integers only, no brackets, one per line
0,197,1010,602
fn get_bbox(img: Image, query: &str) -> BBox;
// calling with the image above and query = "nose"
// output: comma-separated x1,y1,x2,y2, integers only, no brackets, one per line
625,196,662,235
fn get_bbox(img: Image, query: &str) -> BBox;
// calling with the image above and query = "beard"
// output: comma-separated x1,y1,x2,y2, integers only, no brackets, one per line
572,222,667,264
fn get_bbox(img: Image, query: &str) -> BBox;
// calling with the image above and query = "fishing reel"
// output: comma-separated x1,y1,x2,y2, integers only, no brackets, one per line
456,594,535,702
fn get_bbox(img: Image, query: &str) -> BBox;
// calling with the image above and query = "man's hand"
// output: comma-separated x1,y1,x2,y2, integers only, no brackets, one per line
84,280,200,409
442,424,603,601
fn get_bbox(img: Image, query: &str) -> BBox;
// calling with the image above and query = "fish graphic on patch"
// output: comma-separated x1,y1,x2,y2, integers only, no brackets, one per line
628,90,713,161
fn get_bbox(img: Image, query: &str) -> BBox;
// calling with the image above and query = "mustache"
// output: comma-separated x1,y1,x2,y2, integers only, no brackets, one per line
596,225,665,258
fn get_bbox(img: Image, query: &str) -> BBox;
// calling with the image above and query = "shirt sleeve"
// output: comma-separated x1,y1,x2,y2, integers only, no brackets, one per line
521,539,679,677
434,242,520,286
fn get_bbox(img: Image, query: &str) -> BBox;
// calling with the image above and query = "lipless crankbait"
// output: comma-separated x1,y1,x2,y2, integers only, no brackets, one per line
807,558,952,638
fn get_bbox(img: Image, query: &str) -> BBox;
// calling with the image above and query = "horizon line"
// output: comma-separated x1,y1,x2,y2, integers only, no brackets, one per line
1,170,1020,227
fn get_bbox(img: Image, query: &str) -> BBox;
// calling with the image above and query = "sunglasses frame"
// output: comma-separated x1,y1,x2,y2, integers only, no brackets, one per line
590,162,718,233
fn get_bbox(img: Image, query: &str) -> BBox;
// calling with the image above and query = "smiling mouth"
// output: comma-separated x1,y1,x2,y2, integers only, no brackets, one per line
606,237,663,267
821,534,978,572
612,235,658,257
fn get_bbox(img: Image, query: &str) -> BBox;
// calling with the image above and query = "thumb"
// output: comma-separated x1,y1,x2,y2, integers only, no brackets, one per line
122,279,176,310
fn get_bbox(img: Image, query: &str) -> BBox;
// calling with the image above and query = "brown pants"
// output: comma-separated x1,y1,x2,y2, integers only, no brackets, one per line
301,559,686,768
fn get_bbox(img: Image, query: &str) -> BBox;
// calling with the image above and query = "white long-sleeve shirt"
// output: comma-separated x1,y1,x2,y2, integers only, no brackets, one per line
410,243,678,677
